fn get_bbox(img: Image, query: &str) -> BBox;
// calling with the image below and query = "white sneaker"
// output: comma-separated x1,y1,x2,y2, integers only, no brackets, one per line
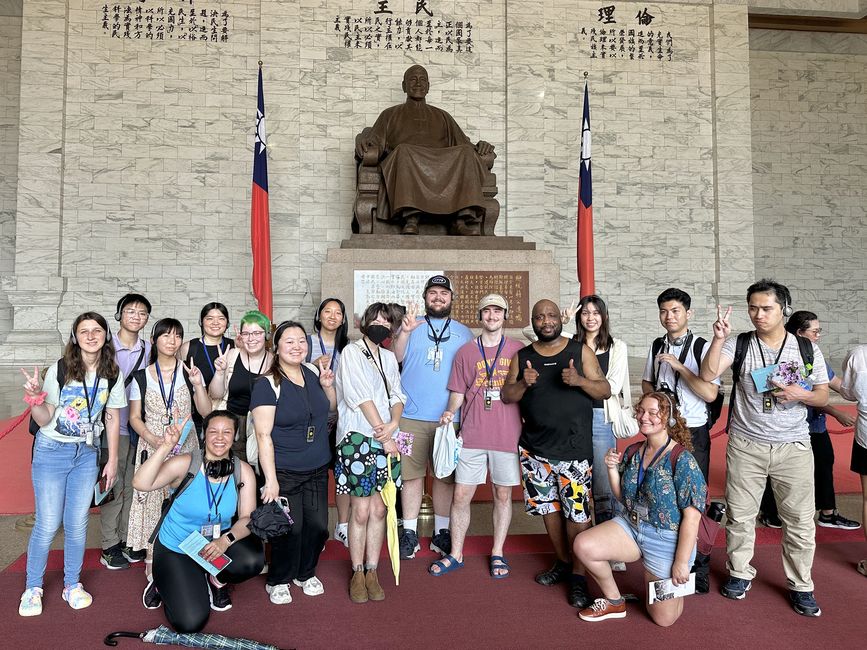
334,524,349,548
293,576,325,596
265,583,292,604
19,587,43,617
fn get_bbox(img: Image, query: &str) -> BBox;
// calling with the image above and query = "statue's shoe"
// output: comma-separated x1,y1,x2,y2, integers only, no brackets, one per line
450,221,481,236
402,217,419,235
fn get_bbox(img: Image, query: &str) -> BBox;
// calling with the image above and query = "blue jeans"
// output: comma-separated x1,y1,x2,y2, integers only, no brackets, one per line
26,434,99,589
592,408,616,524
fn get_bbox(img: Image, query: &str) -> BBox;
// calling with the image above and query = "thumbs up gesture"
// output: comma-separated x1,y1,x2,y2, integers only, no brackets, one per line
561,358,581,387
523,360,539,388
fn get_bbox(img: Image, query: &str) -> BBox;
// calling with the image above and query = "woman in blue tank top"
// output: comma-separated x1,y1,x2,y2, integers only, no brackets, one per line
132,410,264,633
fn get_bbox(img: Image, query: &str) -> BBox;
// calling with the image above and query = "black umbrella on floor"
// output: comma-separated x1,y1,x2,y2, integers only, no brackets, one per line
104,626,285,649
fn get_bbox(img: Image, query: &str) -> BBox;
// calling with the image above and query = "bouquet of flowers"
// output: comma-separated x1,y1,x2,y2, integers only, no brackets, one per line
770,360,813,409
395,430,414,456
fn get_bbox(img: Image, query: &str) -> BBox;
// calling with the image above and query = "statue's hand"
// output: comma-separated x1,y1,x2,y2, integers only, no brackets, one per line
476,140,494,156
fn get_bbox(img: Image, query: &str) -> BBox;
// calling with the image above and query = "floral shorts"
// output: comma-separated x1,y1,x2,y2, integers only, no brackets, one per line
335,432,402,497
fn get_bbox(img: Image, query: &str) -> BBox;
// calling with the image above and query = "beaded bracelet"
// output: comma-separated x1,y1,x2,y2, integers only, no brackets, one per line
23,391,48,407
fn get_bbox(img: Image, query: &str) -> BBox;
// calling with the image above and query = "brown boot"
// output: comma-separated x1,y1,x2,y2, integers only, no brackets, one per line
365,569,385,601
350,569,368,604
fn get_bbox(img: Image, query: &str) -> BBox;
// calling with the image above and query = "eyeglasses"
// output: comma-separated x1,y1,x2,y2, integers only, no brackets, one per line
240,331,265,339
804,328,823,335
122,309,149,319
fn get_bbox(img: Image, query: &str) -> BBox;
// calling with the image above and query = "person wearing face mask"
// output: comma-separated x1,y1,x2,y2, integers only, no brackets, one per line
334,303,405,602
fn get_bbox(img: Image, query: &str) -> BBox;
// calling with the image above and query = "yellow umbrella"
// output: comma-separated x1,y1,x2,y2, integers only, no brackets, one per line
380,453,400,586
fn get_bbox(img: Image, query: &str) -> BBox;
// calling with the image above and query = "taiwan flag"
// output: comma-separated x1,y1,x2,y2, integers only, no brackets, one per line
577,81,594,298
251,64,273,320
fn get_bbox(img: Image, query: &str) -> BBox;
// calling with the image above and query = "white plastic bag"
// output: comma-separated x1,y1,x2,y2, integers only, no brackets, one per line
432,422,462,479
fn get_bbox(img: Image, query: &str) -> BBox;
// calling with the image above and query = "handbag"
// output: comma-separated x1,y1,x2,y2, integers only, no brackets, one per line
432,421,462,479
610,374,639,440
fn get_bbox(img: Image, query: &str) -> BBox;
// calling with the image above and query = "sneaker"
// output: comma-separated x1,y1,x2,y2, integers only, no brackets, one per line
19,587,43,617
817,511,861,530
122,546,146,563
578,598,627,622
720,577,752,600
568,575,592,609
692,552,711,595
100,543,130,570
759,514,783,529
789,590,822,617
292,576,325,596
208,577,232,612
62,583,93,610
535,559,571,586
610,561,627,572
142,577,162,609
265,583,292,605
430,529,452,556
334,524,349,548
399,529,420,560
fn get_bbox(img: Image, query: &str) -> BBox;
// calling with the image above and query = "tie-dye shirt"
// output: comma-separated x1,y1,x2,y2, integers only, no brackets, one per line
39,361,128,442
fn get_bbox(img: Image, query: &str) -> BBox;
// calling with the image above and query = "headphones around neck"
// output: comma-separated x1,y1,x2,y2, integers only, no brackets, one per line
205,456,235,479
667,330,690,347
660,392,677,428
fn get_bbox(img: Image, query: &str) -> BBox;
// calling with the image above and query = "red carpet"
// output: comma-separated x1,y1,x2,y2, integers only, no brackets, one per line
2,406,861,513
2,535,865,649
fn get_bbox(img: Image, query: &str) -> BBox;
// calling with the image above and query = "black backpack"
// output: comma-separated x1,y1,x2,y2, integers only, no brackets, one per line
725,332,815,432
650,334,725,429
28,359,124,437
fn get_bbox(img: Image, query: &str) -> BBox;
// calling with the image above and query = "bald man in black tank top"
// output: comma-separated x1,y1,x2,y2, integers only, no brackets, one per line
502,299,611,609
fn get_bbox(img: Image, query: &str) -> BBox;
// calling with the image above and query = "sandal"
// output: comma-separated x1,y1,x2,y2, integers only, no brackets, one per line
858,560,867,577
490,555,511,579
428,554,464,577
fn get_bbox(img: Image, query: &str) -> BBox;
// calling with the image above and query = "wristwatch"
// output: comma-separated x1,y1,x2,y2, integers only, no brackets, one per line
225,532,236,546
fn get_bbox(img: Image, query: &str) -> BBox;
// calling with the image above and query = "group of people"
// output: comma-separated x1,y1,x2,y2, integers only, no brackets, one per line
16,276,867,631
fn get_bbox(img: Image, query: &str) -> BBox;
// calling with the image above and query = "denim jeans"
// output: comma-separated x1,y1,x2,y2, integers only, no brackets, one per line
591,408,616,524
26,434,99,589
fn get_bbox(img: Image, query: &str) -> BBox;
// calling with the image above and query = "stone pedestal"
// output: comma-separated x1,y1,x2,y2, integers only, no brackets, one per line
321,235,559,338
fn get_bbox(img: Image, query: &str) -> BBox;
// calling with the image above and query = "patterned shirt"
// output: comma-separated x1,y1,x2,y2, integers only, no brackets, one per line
618,444,707,531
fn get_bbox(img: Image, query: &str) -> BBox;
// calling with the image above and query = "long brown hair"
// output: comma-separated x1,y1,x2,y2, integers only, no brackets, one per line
63,312,119,383
638,391,693,452
573,295,613,352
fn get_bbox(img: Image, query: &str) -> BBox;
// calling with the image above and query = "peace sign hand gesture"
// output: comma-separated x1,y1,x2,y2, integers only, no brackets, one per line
182,358,204,387
402,302,423,332
20,366,43,397
561,298,578,324
713,305,732,340
317,358,335,388
213,346,231,373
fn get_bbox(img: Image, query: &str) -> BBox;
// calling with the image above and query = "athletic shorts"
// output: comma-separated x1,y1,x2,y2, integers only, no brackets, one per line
851,439,867,475
611,514,696,580
456,447,521,486
335,432,401,497
519,447,592,523
398,417,456,483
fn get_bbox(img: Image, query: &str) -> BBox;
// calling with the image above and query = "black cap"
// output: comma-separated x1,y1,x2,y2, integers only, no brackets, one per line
423,275,453,293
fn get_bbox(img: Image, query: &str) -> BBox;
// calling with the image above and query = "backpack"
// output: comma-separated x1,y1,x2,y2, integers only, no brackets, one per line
650,334,725,429
149,449,245,544
623,440,686,481
725,332,815,432
28,359,123,438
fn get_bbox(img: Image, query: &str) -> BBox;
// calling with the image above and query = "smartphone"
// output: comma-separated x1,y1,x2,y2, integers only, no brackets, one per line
198,548,232,571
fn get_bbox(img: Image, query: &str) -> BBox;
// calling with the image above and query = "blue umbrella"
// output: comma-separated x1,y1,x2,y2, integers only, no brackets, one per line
104,626,282,649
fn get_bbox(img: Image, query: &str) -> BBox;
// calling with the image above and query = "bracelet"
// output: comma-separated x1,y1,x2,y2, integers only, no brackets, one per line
23,391,48,406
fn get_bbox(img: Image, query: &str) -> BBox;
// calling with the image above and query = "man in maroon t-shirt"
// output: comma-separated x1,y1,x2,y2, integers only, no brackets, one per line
428,294,523,579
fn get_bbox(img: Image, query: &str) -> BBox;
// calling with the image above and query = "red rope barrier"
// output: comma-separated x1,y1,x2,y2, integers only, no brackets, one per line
0,408,30,442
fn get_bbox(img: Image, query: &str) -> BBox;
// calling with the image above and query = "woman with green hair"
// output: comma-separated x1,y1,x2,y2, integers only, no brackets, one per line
209,310,274,462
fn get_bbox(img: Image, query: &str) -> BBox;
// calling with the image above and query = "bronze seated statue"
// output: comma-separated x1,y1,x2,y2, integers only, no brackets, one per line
352,65,500,236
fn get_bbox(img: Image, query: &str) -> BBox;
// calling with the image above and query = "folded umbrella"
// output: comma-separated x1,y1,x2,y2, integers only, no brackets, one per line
104,626,282,649
380,453,400,586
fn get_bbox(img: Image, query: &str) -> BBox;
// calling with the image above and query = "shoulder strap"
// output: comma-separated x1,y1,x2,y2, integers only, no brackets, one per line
125,347,147,388
693,336,708,365
624,441,643,464
725,332,752,432
650,336,665,385
795,334,814,370
132,368,148,423
148,450,202,544
670,443,685,475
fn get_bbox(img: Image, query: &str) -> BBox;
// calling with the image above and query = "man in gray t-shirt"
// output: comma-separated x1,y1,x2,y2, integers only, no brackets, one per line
701,280,829,618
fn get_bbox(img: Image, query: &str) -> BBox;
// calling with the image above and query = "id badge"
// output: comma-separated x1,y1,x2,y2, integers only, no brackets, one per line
763,394,774,413
80,422,93,446
484,393,493,411
161,413,172,426
201,524,214,539
636,504,649,519
306,426,315,443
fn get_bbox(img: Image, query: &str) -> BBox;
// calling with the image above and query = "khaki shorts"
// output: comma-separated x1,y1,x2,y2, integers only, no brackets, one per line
398,417,457,483
456,447,521,487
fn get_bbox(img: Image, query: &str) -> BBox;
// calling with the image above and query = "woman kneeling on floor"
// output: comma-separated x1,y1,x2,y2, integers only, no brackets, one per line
573,391,707,626
132,410,263,632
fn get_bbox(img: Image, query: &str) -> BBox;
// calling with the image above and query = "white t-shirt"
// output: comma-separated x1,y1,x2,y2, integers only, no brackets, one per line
721,333,828,444
40,361,128,442
642,333,721,428
839,344,867,450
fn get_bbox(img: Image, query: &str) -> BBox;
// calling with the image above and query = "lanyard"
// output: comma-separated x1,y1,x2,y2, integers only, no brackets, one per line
425,316,451,352
757,332,788,369
318,332,336,371
204,470,230,523
362,339,390,400
636,438,671,493
200,337,227,376
477,336,506,388
155,360,178,423
82,373,101,423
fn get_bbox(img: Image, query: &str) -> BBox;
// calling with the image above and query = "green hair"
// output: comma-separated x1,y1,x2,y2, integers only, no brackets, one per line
240,310,271,332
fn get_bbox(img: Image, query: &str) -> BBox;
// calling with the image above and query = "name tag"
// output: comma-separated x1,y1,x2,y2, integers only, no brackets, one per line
427,347,443,371
484,389,500,411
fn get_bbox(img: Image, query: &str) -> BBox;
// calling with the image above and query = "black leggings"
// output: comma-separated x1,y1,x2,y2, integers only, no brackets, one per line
761,429,837,517
268,464,329,586
153,535,264,633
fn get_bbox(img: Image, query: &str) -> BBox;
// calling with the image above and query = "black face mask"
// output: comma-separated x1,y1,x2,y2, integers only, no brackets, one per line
366,324,391,345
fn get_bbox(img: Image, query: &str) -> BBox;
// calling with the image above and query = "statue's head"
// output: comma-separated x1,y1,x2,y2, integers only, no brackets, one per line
402,65,430,100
